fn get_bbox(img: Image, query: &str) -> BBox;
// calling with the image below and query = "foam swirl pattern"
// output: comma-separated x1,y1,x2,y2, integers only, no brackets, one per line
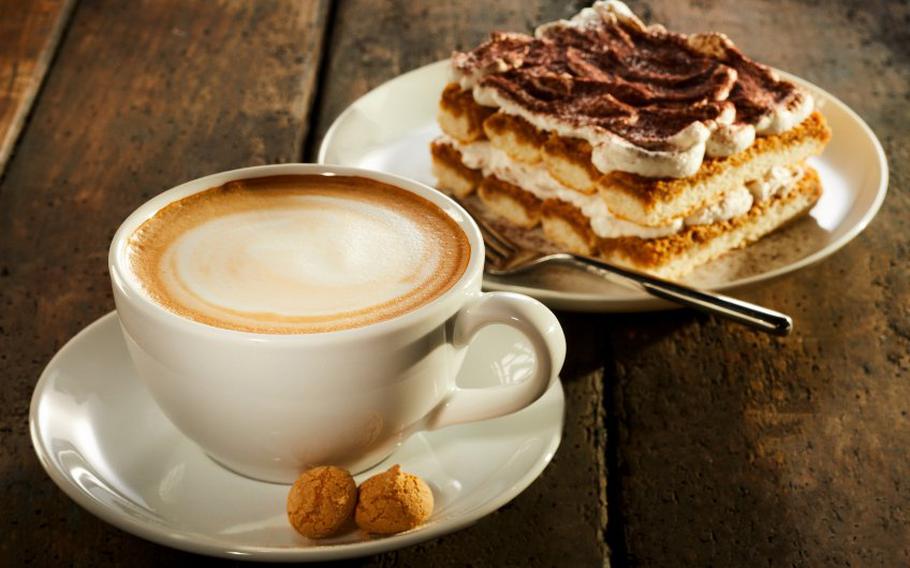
128,175,470,334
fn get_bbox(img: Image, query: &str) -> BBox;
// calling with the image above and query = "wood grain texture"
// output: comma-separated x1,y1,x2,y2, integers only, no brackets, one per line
610,1,910,566
0,0,75,177
310,2,611,565
0,0,329,564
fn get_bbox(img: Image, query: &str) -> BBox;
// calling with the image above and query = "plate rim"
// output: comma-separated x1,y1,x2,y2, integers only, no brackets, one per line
317,59,889,311
29,311,566,561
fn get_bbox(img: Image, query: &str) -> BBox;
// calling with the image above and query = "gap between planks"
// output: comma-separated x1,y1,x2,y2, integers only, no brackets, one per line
0,0,78,181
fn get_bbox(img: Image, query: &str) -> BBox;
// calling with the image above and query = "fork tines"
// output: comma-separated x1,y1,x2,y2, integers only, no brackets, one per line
453,198,516,269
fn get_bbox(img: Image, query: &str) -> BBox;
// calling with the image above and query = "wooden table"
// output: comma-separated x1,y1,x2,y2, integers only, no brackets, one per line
2,1,907,565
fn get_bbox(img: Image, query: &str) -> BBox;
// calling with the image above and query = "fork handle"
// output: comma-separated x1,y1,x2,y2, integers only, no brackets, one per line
565,255,793,336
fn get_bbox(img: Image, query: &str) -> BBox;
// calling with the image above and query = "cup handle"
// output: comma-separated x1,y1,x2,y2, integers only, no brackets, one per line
426,292,566,429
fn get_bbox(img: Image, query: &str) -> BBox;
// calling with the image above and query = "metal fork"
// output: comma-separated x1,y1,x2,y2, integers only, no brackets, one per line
461,201,793,336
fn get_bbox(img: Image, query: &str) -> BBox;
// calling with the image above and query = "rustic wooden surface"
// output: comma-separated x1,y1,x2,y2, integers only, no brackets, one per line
1,0,907,566
0,0,75,176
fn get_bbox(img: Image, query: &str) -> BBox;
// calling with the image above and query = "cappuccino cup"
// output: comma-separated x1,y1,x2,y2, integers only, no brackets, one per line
109,164,565,483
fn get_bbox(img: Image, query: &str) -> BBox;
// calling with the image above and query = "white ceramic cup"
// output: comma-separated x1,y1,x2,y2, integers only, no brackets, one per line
109,164,566,483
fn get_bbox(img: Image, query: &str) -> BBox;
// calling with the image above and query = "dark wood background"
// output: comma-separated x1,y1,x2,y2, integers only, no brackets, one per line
1,1,907,566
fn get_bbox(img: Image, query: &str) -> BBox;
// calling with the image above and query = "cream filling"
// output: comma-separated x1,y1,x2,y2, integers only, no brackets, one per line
445,136,804,239
684,186,753,226
452,137,680,238
451,0,814,179
746,164,805,202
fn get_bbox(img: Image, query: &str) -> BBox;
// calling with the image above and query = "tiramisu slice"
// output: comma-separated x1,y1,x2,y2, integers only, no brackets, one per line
431,1,831,279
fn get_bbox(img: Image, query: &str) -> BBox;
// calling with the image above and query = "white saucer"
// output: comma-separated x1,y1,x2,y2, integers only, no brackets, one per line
29,312,564,561
318,60,888,312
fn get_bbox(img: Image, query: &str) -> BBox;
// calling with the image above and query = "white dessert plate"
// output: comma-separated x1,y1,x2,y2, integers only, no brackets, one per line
318,60,888,311
29,312,564,561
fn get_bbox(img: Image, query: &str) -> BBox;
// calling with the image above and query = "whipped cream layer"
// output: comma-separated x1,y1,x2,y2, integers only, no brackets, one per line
128,176,470,333
451,1,813,178
445,137,803,239
746,165,804,202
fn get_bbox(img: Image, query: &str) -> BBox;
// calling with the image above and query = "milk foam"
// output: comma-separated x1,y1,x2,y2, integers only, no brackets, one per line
128,176,470,333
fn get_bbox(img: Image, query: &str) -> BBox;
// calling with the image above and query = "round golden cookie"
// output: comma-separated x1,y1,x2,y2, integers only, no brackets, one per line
287,465,357,538
354,464,434,534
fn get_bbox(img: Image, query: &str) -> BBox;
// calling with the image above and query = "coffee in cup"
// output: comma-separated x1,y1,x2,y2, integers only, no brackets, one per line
127,175,471,334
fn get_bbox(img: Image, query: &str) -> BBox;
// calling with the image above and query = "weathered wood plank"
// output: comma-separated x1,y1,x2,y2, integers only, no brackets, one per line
310,2,611,565
0,0,330,564
611,1,910,565
0,0,75,177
